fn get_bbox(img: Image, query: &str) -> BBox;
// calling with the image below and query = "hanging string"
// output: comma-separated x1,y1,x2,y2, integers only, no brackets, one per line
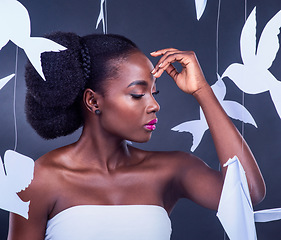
216,0,222,169
244,0,247,22
216,0,222,172
216,1,229,239
241,0,247,153
216,0,222,74
105,0,108,34
13,46,19,151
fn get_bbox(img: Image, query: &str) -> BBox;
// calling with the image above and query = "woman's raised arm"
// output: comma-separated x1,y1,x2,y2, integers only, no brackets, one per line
151,49,265,208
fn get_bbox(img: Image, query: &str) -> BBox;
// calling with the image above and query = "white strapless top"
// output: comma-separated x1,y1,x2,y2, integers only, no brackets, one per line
45,205,172,240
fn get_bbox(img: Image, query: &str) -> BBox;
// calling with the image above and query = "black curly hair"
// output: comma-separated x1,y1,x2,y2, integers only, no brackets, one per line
25,32,139,139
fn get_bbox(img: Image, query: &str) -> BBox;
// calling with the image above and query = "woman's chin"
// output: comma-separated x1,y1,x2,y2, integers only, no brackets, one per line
127,135,152,144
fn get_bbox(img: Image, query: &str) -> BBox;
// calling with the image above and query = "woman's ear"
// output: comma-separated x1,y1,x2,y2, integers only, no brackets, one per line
83,88,101,113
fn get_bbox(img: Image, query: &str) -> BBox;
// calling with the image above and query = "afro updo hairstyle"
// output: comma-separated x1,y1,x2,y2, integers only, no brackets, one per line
25,32,139,139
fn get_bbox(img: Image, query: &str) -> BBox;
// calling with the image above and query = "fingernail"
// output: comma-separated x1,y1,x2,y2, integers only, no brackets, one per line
151,69,156,74
150,51,156,54
159,62,163,68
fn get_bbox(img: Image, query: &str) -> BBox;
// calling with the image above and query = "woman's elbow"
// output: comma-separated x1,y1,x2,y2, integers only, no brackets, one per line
251,180,266,206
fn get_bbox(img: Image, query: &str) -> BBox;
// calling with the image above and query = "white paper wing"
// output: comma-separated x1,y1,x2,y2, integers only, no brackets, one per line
195,0,207,20
7,0,31,46
254,208,281,223
24,37,66,81
0,0,25,49
211,74,226,101
240,7,257,65
222,100,257,127
171,113,208,152
0,74,15,91
256,10,281,69
4,150,34,193
0,17,10,50
0,0,32,50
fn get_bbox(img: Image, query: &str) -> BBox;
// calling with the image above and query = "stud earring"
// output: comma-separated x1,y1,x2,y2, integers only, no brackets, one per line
95,109,101,115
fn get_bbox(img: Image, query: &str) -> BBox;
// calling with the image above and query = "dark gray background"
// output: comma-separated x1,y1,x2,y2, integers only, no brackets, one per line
0,0,281,239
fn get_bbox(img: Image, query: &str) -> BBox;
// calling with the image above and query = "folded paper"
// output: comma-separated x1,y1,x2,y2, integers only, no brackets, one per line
0,150,34,219
0,0,67,81
171,74,257,151
217,156,281,240
222,7,281,118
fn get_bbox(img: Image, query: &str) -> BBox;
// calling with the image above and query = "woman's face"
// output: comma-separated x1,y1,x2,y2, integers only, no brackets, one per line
98,51,160,143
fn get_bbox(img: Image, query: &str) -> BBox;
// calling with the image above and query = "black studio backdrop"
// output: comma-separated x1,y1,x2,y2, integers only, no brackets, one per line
0,0,281,239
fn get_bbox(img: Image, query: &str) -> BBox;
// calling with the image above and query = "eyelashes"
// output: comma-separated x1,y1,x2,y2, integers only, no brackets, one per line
152,90,160,96
130,93,145,99
130,90,160,99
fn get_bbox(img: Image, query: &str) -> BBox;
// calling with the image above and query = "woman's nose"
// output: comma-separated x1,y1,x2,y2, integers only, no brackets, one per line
146,95,160,113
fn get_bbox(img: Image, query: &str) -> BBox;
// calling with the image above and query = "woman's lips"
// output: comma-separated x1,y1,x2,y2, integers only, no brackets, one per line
144,118,158,131
147,119,158,125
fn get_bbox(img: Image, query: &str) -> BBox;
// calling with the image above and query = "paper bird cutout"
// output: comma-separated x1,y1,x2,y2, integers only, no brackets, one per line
0,0,67,80
195,0,207,20
222,7,281,118
0,150,34,219
171,74,257,152
217,156,257,239
0,74,15,91
217,156,281,240
96,0,106,34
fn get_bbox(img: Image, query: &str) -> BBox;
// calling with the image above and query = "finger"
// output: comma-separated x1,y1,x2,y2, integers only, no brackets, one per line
150,48,179,57
165,65,179,79
151,50,182,75
159,52,195,71
153,53,182,78
153,63,180,79
152,52,188,77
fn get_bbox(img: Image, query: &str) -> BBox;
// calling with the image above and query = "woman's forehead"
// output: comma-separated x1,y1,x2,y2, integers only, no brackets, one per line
115,52,155,84
101,51,156,95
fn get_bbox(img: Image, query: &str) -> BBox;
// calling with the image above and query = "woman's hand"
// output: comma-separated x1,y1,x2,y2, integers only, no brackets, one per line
150,48,209,95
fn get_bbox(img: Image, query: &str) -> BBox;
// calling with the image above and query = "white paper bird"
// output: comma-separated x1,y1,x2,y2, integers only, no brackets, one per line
172,74,257,152
217,156,281,240
0,0,66,80
222,7,281,118
0,73,15,90
195,0,207,20
0,150,34,219
96,0,106,34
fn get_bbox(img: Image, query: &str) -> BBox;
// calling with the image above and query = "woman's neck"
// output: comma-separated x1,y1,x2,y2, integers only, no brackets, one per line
71,125,131,171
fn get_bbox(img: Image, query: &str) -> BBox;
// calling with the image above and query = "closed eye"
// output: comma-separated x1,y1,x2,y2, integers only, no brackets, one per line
131,93,145,99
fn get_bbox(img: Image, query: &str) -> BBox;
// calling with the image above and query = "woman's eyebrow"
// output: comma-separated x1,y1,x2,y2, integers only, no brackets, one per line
127,80,148,88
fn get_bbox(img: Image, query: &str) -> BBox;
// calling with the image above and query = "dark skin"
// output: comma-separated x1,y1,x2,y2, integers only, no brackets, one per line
8,49,266,240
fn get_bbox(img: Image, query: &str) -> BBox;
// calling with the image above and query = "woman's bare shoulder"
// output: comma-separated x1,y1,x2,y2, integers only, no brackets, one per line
130,146,204,170
35,144,72,167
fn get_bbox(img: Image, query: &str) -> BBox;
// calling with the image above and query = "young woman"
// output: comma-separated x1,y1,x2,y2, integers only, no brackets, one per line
8,32,265,239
